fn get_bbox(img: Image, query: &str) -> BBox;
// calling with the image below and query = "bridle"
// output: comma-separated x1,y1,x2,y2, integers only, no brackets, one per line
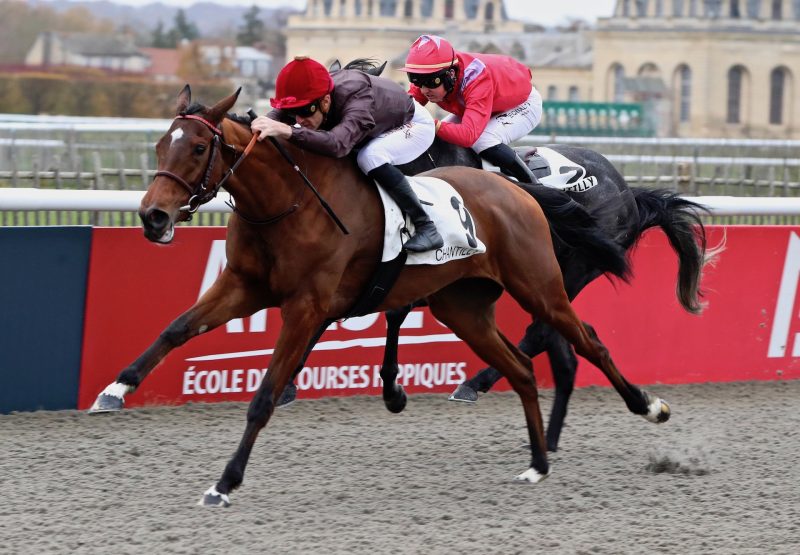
155,114,258,216
155,113,349,234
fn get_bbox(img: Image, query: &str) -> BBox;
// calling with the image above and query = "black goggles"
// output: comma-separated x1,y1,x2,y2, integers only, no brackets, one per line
284,100,321,118
408,72,446,89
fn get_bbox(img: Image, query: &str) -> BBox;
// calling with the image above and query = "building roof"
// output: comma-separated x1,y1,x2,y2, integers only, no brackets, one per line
453,31,593,69
55,33,144,58
139,47,181,76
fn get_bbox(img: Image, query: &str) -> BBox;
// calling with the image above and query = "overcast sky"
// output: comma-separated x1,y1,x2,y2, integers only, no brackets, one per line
59,0,618,27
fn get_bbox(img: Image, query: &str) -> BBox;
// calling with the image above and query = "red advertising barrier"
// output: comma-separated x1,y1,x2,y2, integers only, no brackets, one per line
78,226,800,409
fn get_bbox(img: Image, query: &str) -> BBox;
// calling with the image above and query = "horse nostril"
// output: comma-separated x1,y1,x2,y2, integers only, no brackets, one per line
142,208,170,232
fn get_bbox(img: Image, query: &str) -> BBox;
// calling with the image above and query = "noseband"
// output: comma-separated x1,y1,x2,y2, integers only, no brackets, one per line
155,114,257,215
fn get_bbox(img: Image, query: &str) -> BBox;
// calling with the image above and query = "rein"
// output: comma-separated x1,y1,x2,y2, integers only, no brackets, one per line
155,113,349,234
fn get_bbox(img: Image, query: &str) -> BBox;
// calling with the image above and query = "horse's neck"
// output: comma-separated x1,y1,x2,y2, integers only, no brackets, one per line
221,122,373,230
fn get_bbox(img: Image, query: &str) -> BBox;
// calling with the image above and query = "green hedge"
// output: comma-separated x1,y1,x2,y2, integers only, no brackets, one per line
0,72,232,118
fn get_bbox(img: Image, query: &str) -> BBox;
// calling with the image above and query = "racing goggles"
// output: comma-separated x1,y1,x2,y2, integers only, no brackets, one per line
284,100,321,118
408,71,446,89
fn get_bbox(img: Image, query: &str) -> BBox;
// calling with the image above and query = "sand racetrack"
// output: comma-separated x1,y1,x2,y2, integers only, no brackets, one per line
1,380,798,554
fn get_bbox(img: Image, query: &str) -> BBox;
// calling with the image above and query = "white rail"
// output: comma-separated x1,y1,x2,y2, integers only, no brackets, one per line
1,188,800,216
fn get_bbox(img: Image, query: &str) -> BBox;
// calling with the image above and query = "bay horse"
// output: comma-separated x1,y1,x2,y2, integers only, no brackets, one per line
90,86,672,507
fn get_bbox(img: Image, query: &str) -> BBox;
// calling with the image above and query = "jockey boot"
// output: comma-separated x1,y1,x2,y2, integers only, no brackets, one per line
480,143,542,185
368,163,444,253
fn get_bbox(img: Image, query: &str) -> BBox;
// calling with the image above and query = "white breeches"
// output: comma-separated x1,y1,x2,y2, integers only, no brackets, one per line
356,100,436,173
444,87,543,154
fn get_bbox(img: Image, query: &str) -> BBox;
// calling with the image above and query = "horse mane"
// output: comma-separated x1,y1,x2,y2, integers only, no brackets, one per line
180,103,206,116
341,58,387,76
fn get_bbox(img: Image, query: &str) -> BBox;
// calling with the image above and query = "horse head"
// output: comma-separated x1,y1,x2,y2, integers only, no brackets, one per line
139,85,240,243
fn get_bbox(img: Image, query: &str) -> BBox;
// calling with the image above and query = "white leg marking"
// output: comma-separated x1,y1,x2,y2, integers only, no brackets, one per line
514,468,550,483
198,486,230,507
100,382,133,399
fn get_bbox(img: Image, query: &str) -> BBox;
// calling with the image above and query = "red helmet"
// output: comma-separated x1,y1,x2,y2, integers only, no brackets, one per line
270,56,334,109
400,35,457,74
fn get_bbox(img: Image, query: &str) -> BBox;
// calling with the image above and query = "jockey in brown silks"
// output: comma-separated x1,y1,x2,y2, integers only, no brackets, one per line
400,34,544,185
251,56,444,253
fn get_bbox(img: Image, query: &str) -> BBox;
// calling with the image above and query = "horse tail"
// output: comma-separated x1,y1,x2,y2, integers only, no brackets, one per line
525,184,631,280
631,188,721,314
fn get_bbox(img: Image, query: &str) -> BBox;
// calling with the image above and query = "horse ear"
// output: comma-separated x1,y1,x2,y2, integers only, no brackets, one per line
329,59,341,72
206,87,241,124
176,84,191,114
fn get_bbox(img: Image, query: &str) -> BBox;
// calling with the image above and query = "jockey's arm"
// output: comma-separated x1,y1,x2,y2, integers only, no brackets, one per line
288,82,376,158
436,83,493,148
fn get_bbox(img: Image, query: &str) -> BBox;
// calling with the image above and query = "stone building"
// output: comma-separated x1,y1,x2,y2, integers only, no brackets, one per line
284,0,800,138
285,0,523,84
596,0,800,137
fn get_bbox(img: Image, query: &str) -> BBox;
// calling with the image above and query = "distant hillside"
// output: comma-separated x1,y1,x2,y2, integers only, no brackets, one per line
29,1,300,35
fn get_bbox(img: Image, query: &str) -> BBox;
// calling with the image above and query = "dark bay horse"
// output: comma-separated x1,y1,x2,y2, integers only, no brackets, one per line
90,87,672,506
278,136,713,452
271,58,714,453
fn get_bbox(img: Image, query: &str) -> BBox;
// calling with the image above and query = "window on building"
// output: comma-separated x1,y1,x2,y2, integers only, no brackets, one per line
635,0,648,17
689,0,699,16
485,2,495,20
568,86,580,102
772,0,783,19
464,0,480,18
622,0,631,17
730,0,741,17
794,0,800,20
678,65,691,122
445,0,454,18
673,0,684,16
727,66,744,124
770,67,786,124
655,0,664,16
379,0,395,16
746,0,760,17
547,85,558,101
704,0,723,18
510,42,525,60
420,0,433,17
404,0,413,16
613,64,625,102
323,0,333,16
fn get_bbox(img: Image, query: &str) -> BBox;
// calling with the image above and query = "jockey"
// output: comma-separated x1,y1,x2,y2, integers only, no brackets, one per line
400,35,543,185
251,56,443,253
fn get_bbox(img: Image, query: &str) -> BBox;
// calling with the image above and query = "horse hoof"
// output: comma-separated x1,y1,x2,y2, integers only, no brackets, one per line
384,386,407,414
643,392,670,424
448,383,478,403
197,486,230,508
88,394,124,414
277,382,297,408
514,468,550,484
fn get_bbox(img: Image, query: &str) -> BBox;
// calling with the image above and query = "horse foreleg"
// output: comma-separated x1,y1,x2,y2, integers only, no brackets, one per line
543,331,577,452
380,305,412,413
89,268,263,413
200,299,325,507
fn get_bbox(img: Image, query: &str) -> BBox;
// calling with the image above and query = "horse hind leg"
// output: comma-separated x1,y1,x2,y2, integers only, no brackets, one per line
505,274,670,425
428,281,550,483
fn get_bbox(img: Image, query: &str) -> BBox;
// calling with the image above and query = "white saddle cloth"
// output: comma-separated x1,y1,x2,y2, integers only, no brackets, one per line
527,147,598,193
377,176,486,265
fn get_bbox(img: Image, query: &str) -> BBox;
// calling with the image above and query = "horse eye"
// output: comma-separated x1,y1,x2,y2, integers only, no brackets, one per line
194,144,207,155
